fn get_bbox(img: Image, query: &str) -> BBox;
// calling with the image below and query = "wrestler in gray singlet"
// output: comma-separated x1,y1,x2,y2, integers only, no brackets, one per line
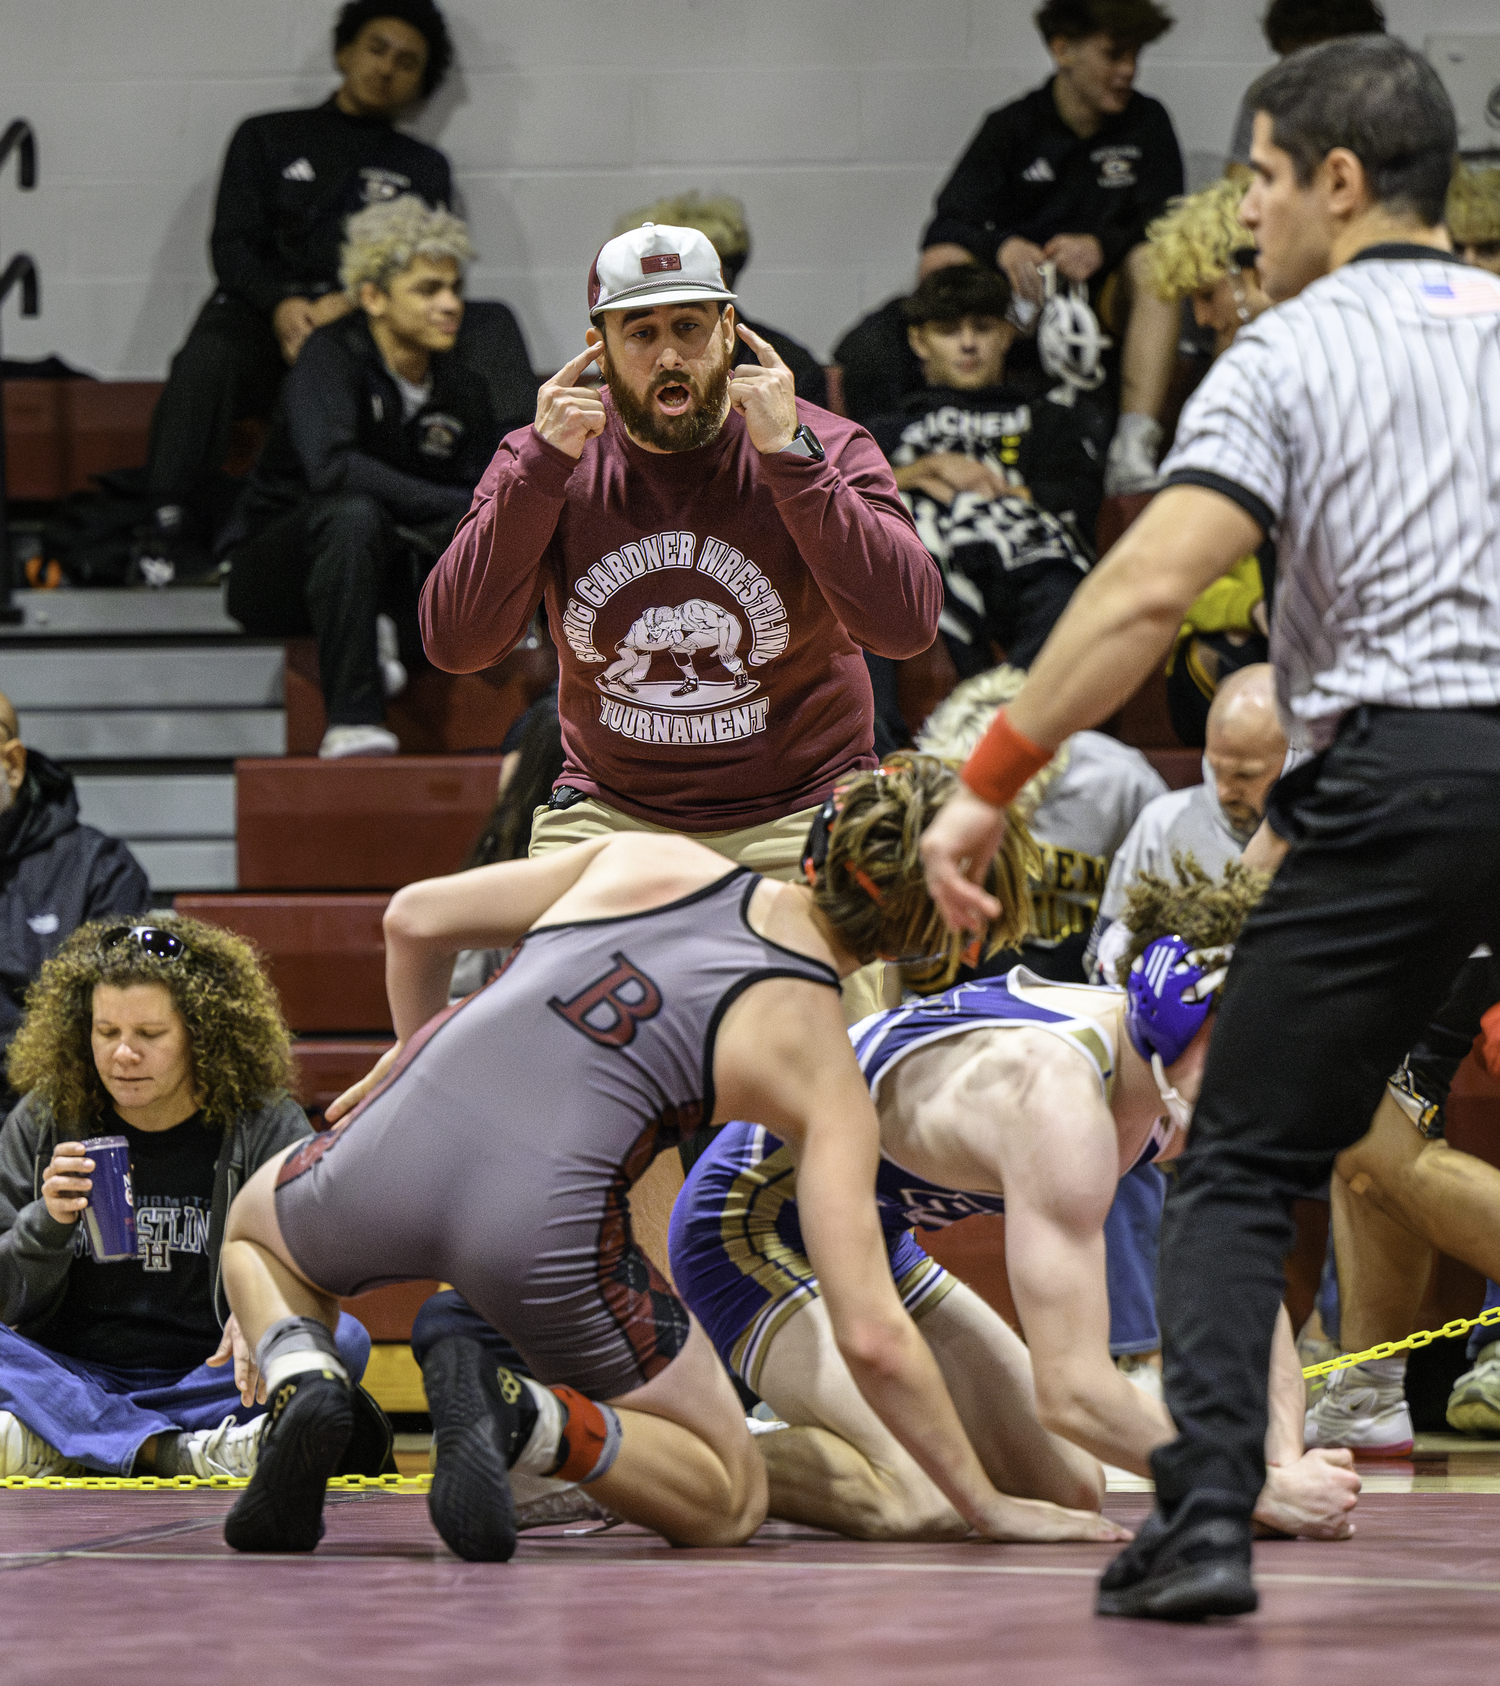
275,867,838,1399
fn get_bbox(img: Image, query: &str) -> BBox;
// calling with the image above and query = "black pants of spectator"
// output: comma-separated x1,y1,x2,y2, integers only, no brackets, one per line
146,293,286,504
225,491,423,727
1151,705,1500,1520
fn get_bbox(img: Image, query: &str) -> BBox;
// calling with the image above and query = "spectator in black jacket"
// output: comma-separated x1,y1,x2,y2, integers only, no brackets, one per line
0,692,149,1095
922,0,1183,496
223,196,499,759
611,193,829,409
138,0,456,578
866,266,1102,684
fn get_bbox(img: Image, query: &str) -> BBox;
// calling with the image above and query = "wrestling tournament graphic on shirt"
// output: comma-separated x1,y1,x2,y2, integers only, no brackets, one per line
562,530,788,748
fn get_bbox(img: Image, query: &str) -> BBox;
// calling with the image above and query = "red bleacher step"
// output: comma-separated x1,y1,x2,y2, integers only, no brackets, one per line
175,893,391,1033
238,755,501,890
291,1037,395,1118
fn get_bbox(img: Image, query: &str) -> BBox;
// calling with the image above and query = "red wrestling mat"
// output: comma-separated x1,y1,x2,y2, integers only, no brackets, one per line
3,1485,1500,1683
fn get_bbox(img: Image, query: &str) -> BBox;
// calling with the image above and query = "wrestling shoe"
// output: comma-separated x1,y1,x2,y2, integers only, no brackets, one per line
318,724,399,759
1303,1364,1413,1456
422,1335,521,1562
1447,1341,1500,1436
179,1413,266,1479
0,1412,84,1478
1096,1490,1257,1621
223,1371,352,1553
1102,414,1164,497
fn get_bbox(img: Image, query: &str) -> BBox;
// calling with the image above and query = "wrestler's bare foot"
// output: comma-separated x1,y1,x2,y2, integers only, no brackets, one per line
1254,1447,1360,1540
976,1494,1132,1544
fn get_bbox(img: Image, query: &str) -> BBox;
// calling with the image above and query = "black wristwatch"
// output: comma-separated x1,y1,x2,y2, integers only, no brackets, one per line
780,424,825,462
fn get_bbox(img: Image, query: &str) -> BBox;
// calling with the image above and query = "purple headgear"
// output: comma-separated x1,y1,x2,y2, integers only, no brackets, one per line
1125,935,1231,1067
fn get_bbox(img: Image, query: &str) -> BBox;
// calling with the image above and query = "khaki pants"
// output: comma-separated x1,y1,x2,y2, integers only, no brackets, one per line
528,795,894,1024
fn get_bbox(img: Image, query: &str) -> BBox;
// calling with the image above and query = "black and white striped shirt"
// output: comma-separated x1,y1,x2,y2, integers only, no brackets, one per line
1161,245,1500,750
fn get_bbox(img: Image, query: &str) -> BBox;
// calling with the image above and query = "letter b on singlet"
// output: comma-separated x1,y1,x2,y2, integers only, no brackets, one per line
548,952,664,1048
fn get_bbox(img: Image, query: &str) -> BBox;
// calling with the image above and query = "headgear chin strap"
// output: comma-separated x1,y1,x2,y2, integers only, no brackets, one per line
1124,935,1232,1067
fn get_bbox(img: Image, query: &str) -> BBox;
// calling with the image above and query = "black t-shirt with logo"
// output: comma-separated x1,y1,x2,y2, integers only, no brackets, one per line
42,1114,222,1373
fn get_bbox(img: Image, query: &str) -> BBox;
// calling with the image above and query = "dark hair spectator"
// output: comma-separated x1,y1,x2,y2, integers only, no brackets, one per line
902,265,1013,326
1034,0,1173,48
1261,0,1385,55
333,0,454,97
1245,35,1458,227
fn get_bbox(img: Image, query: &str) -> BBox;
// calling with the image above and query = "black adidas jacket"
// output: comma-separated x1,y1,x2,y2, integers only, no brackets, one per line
212,97,453,314
226,312,500,544
0,754,149,1056
923,80,1183,277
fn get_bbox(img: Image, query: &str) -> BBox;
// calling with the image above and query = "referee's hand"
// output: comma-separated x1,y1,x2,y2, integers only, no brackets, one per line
920,784,1008,935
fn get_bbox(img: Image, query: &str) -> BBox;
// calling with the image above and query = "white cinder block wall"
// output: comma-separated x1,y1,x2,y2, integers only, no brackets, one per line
0,0,1494,377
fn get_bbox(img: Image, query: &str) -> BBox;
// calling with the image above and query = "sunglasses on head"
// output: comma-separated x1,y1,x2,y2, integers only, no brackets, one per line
98,925,186,962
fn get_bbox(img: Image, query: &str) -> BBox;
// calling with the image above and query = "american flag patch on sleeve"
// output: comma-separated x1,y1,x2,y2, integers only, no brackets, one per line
1420,272,1500,317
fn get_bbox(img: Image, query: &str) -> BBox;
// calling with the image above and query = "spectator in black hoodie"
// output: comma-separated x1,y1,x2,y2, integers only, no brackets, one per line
137,0,456,577
0,691,149,1090
223,196,499,758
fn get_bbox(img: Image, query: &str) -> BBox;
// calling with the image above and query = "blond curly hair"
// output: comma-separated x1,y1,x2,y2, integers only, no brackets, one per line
916,665,1072,824
1447,162,1500,247
340,194,476,294
1117,853,1270,977
811,752,1038,993
1147,178,1253,301
8,917,295,1132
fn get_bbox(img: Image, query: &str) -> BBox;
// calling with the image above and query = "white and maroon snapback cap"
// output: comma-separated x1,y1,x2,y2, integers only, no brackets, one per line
587,223,736,320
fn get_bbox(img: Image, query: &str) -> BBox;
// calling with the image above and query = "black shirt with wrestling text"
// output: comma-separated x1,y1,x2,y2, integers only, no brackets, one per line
42,1114,221,1373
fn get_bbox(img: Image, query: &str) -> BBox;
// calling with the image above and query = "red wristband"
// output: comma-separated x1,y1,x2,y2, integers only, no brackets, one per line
961,707,1054,808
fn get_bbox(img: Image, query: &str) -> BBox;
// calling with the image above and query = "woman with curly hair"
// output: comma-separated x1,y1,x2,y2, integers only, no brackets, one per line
215,756,1129,1561
0,917,371,1479
669,853,1356,1547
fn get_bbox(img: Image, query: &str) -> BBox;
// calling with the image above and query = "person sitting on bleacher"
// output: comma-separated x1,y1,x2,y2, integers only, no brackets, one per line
613,193,828,409
1449,161,1500,277
922,0,1184,496
1143,178,1276,745
865,264,1103,683
0,689,148,1108
136,0,457,581
222,196,499,759
0,918,377,1480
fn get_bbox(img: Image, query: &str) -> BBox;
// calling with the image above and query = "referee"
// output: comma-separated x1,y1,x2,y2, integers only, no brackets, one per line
920,36,1500,1619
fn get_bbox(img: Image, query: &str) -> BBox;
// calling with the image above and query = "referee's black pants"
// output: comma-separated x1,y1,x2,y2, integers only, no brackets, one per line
1151,705,1500,1517
145,294,286,505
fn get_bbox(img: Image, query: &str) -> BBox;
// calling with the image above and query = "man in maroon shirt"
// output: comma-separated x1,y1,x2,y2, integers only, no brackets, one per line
421,222,942,873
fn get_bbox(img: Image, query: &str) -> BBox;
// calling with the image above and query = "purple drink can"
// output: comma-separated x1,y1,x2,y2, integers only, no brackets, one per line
80,1135,137,1263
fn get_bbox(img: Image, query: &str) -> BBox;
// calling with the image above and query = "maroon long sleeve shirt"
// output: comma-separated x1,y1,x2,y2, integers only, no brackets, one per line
421,396,942,829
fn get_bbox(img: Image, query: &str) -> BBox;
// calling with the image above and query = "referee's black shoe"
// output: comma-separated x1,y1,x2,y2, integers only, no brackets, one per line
1096,1491,1257,1621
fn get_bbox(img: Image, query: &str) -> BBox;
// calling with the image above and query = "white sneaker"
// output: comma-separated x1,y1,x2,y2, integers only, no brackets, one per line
1447,1340,1500,1436
376,613,408,699
1304,1364,1413,1455
1116,1353,1163,1402
318,724,399,759
0,1410,84,1477
509,1470,618,1531
178,1413,266,1478
1103,413,1164,496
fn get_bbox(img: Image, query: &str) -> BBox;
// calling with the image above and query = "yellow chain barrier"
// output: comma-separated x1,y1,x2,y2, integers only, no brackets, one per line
1302,1305,1500,1379
0,1472,430,1492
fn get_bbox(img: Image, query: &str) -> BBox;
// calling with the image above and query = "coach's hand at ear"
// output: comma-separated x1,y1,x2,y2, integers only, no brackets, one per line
730,325,798,454
534,344,606,459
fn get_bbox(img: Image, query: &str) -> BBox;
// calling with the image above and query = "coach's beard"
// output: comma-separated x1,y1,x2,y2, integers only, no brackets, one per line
605,353,732,452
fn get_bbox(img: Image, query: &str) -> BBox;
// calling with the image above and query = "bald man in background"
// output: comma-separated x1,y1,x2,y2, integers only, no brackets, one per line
0,691,149,1101
1086,663,1289,983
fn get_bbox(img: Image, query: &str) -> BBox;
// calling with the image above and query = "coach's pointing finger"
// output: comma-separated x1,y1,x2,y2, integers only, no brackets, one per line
535,343,606,459
730,326,797,453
